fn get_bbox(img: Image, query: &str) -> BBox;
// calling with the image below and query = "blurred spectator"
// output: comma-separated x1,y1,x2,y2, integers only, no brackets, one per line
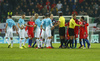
72,3,76,10
39,4,43,10
63,2,67,10
64,7,70,15
72,9,78,15
32,9,35,15
89,11,94,17
42,5,47,15
87,7,92,15
46,4,50,10
56,1,62,10
79,0,84,3
51,6,58,15
93,2,99,10
34,0,38,5
51,2,56,9
7,10,12,16
40,0,43,5
19,9,24,15
46,0,50,5
34,5,38,13
58,9,62,15
94,10,99,17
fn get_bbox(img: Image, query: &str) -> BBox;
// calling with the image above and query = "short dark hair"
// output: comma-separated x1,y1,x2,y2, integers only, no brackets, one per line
43,16,45,19
59,13,63,16
8,15,12,18
72,14,76,17
81,16,84,20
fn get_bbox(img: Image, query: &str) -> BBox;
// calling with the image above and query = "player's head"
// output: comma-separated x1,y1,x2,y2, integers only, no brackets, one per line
34,13,38,19
45,13,49,18
22,14,25,19
50,14,53,18
80,16,84,21
8,15,12,18
72,14,76,19
42,16,45,19
59,13,63,17
30,16,33,21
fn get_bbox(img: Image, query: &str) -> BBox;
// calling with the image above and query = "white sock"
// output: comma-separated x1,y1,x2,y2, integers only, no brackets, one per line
23,38,27,46
20,39,22,47
40,40,43,47
11,40,13,47
36,39,40,48
44,38,47,47
48,39,51,47
47,39,49,47
6,39,10,45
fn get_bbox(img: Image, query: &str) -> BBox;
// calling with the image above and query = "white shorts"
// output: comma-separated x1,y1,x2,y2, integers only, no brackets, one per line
41,29,45,39
45,26,51,38
19,29,28,38
35,26,40,38
5,29,13,38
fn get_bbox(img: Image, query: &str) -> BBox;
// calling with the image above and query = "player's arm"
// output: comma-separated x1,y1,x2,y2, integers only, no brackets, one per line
14,25,18,34
72,19,82,26
5,23,8,33
24,24,33,27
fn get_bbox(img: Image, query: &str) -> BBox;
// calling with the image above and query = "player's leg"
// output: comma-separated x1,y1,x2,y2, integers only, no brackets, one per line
85,38,90,48
75,38,77,48
10,31,13,48
19,30,24,49
22,31,28,48
5,33,11,47
83,39,86,49
79,39,82,48
35,28,40,49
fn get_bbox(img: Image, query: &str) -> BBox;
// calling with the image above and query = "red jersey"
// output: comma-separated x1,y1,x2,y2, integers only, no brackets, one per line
26,21,35,38
74,19,79,38
79,21,87,39
66,22,70,40
27,21,35,32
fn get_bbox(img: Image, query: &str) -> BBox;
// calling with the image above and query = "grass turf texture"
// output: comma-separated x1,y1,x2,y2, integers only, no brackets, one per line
0,43,100,61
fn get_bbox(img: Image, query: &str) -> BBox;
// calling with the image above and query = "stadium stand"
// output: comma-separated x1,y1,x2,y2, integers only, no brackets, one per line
0,0,100,23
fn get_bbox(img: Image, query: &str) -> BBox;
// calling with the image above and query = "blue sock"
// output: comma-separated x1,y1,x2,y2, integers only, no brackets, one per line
30,39,32,46
28,39,32,46
32,41,36,47
79,41,82,47
83,39,86,47
85,39,90,47
72,40,74,48
75,40,77,48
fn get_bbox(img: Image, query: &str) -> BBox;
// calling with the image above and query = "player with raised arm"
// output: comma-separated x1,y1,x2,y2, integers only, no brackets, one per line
5,15,18,48
34,13,41,49
18,14,32,49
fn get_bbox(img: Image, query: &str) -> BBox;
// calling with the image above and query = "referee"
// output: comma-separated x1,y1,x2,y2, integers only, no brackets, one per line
57,13,65,48
69,14,83,48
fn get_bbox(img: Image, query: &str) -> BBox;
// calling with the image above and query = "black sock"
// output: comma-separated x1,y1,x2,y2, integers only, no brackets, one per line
61,39,63,47
69,40,72,48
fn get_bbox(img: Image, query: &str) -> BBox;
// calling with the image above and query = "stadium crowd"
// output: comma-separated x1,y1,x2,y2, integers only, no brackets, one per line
0,0,100,22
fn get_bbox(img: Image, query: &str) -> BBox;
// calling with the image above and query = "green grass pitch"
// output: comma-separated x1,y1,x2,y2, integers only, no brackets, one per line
0,43,100,61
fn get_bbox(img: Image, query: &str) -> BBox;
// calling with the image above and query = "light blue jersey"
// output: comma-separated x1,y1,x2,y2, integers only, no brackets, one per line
18,18,25,26
35,18,41,27
45,18,53,27
6,19,16,28
42,19,46,29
